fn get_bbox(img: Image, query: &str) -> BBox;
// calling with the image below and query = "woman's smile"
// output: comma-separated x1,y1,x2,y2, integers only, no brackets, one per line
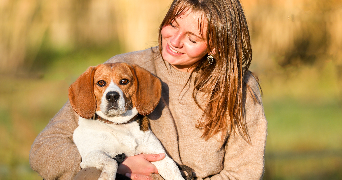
166,43,183,56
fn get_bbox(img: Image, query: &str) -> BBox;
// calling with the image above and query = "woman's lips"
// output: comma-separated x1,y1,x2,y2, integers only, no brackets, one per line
166,44,183,56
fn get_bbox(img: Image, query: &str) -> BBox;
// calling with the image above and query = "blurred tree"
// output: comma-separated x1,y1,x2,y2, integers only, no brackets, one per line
0,0,169,74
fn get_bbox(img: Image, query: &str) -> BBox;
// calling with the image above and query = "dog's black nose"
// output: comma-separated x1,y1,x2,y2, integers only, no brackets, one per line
106,91,120,102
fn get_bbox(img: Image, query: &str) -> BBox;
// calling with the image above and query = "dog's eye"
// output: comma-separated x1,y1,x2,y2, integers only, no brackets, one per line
97,80,106,87
120,79,129,85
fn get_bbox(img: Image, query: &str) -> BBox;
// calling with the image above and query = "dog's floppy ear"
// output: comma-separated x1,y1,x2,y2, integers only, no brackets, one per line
131,64,162,116
68,66,97,119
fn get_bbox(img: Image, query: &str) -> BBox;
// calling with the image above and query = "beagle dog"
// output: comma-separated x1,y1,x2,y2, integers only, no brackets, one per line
69,63,184,180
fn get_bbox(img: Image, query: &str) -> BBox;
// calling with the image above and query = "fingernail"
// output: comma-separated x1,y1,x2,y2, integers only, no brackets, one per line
125,173,131,178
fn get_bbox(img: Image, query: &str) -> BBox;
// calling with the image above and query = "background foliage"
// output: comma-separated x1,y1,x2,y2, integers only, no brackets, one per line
0,0,341,179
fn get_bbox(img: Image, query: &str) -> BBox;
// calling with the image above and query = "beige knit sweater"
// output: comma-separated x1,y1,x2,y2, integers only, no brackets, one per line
29,47,267,180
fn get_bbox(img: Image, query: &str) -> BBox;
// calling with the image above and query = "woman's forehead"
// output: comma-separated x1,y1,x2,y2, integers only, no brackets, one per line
175,9,208,36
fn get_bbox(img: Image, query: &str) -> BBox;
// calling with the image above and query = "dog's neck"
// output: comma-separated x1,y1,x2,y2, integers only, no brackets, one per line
95,107,139,125
94,113,139,125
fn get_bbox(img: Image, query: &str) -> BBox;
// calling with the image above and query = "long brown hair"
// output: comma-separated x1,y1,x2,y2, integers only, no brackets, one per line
158,0,253,144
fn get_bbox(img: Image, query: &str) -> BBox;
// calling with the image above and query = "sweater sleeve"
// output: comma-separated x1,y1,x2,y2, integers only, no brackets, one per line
203,73,268,180
29,101,82,180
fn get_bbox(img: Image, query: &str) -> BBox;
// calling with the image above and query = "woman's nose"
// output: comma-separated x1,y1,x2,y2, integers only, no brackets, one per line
170,31,183,48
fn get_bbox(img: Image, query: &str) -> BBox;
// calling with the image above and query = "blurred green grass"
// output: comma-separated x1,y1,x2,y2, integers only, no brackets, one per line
265,99,342,152
260,60,342,179
263,98,342,179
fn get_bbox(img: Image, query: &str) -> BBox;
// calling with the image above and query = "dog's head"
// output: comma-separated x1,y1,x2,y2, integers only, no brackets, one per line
68,63,162,123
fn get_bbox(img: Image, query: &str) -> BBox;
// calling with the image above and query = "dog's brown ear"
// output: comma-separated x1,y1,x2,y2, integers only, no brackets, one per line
131,64,162,116
68,66,97,119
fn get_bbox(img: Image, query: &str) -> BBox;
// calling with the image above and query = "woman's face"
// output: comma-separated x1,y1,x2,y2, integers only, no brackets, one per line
161,10,209,72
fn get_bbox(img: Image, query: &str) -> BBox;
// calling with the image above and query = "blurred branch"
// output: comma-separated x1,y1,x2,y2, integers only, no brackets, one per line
0,0,169,74
0,0,42,74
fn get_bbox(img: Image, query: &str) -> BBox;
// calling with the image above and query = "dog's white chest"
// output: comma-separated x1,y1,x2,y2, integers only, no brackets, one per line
73,117,142,157
73,116,184,180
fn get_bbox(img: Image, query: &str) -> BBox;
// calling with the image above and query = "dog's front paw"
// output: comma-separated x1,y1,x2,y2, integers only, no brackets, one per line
74,167,102,180
99,165,117,180
98,171,109,180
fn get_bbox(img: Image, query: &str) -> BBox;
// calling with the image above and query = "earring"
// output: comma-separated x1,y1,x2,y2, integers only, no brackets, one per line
207,54,215,65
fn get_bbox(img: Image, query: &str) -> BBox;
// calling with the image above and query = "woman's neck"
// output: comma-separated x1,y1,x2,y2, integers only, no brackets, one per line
171,61,200,73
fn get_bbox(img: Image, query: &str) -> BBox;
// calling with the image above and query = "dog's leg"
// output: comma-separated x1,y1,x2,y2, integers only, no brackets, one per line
151,155,185,180
136,131,185,180
81,150,118,180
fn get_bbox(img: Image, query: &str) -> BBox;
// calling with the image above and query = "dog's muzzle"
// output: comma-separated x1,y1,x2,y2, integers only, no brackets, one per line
100,82,127,116
104,90,126,116
106,91,121,111
106,91,120,104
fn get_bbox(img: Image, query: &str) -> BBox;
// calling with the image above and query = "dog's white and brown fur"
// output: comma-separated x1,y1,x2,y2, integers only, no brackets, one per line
69,63,184,180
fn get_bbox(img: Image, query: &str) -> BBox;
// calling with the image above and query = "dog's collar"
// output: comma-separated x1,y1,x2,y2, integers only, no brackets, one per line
94,113,140,125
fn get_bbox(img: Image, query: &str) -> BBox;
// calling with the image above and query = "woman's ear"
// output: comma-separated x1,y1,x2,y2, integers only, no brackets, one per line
130,64,162,116
209,48,216,56
68,66,97,119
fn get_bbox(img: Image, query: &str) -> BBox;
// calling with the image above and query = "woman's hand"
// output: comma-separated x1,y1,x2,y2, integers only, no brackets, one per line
117,153,165,180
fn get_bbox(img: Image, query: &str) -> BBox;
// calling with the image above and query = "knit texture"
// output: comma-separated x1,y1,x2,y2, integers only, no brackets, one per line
29,47,267,180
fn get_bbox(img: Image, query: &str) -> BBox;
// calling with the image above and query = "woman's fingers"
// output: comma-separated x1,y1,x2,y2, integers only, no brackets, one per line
143,153,165,162
117,153,164,176
126,173,153,180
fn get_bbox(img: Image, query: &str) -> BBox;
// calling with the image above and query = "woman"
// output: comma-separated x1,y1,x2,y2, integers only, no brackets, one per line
29,0,267,179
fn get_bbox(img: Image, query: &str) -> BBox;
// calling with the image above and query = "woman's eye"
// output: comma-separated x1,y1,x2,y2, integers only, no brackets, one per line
120,79,129,85
97,80,106,87
189,38,197,43
188,35,197,44
170,20,177,28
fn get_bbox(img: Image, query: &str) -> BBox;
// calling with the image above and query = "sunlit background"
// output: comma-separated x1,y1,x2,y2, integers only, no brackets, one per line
0,0,341,179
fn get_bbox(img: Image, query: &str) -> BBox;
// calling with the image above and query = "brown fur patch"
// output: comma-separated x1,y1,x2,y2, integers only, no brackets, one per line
138,116,150,132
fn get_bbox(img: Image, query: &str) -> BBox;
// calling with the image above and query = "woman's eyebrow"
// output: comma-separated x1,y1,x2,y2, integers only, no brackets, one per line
172,17,205,40
188,31,205,40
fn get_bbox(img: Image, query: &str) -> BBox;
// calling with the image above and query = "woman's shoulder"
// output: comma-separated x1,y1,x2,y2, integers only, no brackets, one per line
243,70,262,104
244,71,259,87
105,46,160,74
106,47,159,64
